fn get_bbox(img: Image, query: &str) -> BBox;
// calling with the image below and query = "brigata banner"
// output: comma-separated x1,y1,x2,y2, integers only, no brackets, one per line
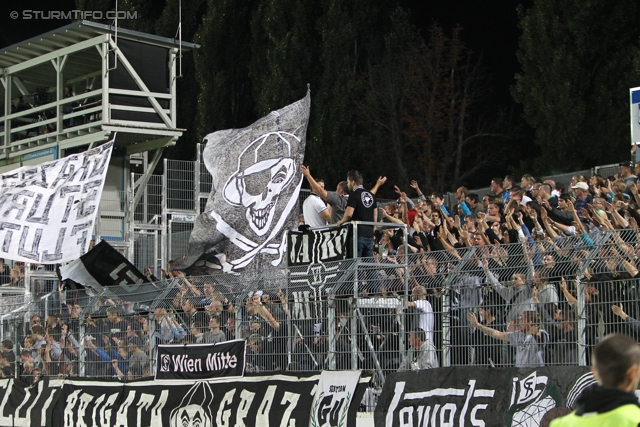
0,140,112,264
376,366,605,427
54,373,319,427
155,339,246,380
0,371,370,427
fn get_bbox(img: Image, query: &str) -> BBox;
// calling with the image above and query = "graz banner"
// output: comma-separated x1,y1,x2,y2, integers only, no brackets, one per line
0,371,370,427
309,370,366,427
287,226,349,267
0,141,112,264
54,373,319,427
376,366,605,427
176,91,310,274
155,339,246,381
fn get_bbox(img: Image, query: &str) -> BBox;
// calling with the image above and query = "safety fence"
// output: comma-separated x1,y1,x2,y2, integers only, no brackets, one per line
4,227,639,396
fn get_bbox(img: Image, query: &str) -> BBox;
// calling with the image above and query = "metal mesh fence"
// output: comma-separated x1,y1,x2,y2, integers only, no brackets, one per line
132,174,162,224
168,220,193,263
6,229,640,389
98,190,126,240
166,159,196,211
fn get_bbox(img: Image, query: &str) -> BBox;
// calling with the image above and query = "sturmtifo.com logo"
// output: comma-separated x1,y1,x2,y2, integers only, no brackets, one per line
10,10,138,20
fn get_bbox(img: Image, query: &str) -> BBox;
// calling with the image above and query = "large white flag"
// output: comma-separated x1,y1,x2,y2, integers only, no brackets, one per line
176,91,310,274
0,141,113,263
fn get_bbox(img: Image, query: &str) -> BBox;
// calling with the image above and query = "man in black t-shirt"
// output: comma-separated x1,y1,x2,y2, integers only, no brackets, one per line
337,170,377,257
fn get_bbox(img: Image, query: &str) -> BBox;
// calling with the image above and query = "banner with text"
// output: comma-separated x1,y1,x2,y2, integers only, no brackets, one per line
0,372,371,427
310,370,364,427
287,226,349,267
375,366,604,427
155,339,246,381
0,141,112,264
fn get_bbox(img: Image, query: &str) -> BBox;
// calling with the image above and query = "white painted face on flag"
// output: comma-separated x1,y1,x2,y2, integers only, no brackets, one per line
180,92,309,274
222,131,298,236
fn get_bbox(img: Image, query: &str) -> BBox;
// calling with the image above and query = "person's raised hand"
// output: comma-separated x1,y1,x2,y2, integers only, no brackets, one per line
466,312,479,326
611,303,628,320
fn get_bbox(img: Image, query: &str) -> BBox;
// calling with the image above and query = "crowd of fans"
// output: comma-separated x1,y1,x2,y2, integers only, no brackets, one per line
8,158,640,385
300,159,640,372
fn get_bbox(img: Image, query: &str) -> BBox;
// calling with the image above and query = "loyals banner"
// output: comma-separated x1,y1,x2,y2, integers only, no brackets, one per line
0,140,112,264
176,91,310,274
376,366,602,427
156,339,246,381
287,226,349,267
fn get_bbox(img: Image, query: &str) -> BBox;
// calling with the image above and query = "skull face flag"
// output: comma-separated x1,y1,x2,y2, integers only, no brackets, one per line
176,91,310,274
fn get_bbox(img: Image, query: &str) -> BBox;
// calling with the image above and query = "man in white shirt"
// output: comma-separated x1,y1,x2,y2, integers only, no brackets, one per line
302,179,331,227
408,285,434,343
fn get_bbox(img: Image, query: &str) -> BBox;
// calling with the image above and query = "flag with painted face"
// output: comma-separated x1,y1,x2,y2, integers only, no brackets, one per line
176,91,310,274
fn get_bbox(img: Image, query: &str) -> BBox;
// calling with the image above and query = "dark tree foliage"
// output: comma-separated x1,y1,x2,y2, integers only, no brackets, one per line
193,0,257,138
74,0,516,191
402,25,511,193
513,0,640,173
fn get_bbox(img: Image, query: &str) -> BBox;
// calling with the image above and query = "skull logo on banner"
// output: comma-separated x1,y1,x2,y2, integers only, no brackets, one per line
175,92,309,274
169,382,215,427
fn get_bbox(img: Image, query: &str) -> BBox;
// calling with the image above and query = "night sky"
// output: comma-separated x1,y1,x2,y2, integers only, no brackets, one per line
0,0,530,182
401,0,530,108
1,0,526,106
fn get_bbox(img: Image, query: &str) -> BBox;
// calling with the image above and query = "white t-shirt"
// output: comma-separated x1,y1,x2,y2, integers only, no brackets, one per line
303,193,328,227
537,285,559,306
414,299,434,344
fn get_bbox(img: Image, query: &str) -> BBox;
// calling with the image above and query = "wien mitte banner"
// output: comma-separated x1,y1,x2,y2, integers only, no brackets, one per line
155,339,246,381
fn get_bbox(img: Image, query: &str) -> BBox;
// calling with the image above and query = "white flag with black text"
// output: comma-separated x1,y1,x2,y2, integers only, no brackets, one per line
0,141,112,264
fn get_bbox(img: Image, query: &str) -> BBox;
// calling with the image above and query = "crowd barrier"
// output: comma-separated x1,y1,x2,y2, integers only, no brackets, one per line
4,228,639,404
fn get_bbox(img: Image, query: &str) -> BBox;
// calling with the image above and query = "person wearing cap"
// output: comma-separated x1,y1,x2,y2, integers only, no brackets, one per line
570,181,592,222
619,161,638,188
550,333,640,426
